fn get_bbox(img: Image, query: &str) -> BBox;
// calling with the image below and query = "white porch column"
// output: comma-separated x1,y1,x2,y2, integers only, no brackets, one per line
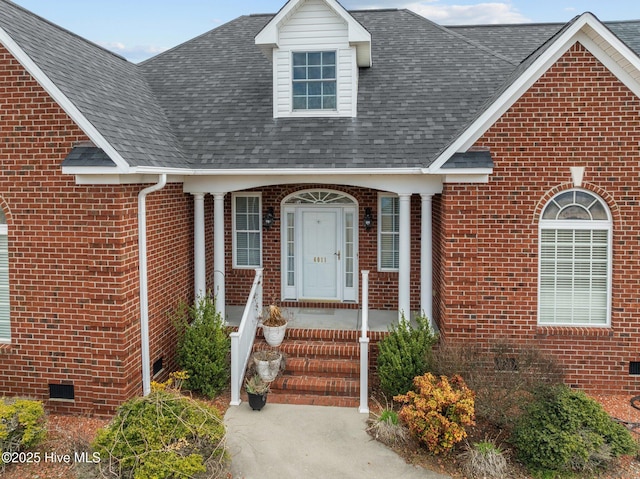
421,194,434,327
213,193,226,320
193,193,206,299
398,193,411,321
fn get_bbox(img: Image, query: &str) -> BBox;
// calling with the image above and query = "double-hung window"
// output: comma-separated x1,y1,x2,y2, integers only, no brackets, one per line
0,210,8,342
379,195,399,271
233,194,262,268
538,189,611,326
292,51,337,110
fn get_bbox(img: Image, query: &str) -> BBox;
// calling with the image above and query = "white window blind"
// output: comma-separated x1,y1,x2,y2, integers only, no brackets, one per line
379,195,399,270
0,211,9,342
233,195,262,268
539,190,611,326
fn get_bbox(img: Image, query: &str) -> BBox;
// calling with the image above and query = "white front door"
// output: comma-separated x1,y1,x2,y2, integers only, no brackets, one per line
281,193,358,302
301,209,340,300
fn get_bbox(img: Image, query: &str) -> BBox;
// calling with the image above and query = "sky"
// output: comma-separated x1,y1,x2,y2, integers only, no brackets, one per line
10,0,640,63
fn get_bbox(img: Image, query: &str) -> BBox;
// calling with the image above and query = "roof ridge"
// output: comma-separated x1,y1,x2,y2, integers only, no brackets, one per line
139,14,271,66
0,0,128,62
401,8,518,66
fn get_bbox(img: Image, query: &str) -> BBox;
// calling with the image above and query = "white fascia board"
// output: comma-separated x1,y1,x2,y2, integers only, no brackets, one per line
71,174,184,185
0,27,130,173
180,167,424,176
255,0,371,67
427,12,640,173
442,174,491,184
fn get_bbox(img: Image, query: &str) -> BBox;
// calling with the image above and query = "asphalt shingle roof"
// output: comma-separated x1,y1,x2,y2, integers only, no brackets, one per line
1,0,639,171
0,0,185,169
140,10,516,170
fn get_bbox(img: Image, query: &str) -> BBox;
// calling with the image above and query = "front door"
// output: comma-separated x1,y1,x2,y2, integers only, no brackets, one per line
281,190,358,302
301,209,340,300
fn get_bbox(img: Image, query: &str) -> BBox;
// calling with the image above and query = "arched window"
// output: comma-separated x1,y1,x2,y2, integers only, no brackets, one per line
0,210,9,342
283,190,356,205
539,189,611,326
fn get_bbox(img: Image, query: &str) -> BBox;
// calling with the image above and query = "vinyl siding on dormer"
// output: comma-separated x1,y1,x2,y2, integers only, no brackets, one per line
273,0,358,118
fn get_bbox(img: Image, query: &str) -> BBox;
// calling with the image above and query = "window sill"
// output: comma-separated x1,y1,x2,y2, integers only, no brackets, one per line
0,342,13,353
536,326,613,337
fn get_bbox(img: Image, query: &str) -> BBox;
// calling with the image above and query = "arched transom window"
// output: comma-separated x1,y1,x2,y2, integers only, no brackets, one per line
284,191,356,205
539,189,611,326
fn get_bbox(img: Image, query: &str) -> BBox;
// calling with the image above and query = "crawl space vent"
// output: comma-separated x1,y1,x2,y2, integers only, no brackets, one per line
49,383,75,400
153,357,164,376
629,362,640,375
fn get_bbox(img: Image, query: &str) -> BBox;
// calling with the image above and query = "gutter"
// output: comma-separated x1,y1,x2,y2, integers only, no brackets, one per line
137,174,167,396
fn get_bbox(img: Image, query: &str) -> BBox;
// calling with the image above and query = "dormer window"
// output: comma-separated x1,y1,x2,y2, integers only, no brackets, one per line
292,51,337,110
255,0,371,118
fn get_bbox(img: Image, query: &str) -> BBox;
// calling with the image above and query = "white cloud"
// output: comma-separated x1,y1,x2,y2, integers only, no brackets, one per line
407,2,530,24
343,1,530,24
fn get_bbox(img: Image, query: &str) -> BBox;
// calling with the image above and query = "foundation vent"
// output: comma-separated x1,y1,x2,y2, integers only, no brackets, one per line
153,357,164,376
49,383,75,401
629,361,640,375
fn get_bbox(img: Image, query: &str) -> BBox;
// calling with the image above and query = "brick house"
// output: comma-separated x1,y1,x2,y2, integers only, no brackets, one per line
0,0,639,414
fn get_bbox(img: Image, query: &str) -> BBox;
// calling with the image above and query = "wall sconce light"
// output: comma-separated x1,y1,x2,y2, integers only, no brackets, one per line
263,207,276,230
363,207,374,231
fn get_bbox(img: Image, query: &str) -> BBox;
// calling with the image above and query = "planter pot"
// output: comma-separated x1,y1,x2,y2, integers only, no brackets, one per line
247,392,267,411
262,323,287,347
254,352,283,382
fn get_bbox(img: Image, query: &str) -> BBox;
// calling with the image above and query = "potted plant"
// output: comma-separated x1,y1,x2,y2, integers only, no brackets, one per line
245,374,270,411
261,303,288,347
253,348,284,382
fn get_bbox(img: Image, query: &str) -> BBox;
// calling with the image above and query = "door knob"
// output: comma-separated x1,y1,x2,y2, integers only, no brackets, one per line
334,250,341,260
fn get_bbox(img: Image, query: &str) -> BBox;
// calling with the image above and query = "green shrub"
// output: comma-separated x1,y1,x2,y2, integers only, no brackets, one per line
93,390,227,479
0,397,46,463
395,373,475,454
512,385,639,476
377,313,438,398
173,295,230,398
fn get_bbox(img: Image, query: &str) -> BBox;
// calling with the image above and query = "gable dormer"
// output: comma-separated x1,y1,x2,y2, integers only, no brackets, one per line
256,0,371,118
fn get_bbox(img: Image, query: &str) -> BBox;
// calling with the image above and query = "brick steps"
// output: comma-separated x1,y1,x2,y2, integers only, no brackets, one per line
283,357,359,377
253,327,365,407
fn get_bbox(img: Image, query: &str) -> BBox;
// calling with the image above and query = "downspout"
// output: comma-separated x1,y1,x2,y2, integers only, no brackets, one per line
138,174,167,396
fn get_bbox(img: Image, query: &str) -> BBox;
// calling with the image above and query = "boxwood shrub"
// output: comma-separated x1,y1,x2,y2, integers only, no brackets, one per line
512,385,639,476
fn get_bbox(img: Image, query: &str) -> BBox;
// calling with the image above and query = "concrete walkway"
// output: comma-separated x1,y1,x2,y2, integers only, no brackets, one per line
224,403,451,479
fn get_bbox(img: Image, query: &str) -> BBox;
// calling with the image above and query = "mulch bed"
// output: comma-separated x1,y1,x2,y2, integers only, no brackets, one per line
2,392,638,479
381,394,640,479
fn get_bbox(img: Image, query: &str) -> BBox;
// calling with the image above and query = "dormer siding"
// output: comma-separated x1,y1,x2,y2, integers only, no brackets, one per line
271,0,360,117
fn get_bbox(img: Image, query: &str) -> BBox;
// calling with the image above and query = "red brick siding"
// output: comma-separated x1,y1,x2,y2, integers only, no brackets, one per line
0,45,193,414
222,184,423,312
438,43,640,393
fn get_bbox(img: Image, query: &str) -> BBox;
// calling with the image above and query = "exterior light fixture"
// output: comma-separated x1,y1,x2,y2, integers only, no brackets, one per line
363,207,373,231
263,207,276,230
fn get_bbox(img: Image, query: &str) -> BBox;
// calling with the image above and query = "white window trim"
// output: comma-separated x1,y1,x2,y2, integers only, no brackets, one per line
280,189,359,302
291,50,338,113
232,193,263,269
378,193,399,272
537,189,612,327
0,223,9,343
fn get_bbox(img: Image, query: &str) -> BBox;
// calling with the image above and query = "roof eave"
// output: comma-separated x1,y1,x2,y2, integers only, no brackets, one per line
0,25,131,174
427,12,640,173
255,0,372,67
